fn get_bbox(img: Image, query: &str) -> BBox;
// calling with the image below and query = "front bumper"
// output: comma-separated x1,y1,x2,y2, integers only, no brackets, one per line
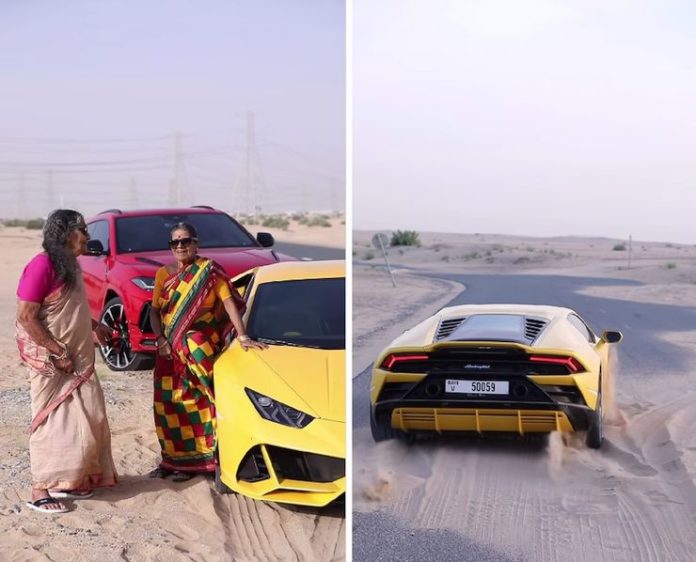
217,401,345,507
230,443,345,506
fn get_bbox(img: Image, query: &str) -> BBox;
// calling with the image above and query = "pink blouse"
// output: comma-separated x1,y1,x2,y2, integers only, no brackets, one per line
17,253,63,303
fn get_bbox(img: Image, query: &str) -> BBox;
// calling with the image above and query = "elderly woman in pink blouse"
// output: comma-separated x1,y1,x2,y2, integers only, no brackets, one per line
16,210,117,514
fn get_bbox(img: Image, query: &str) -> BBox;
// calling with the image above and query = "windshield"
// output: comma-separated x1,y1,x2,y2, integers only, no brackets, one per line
115,213,257,253
247,277,345,350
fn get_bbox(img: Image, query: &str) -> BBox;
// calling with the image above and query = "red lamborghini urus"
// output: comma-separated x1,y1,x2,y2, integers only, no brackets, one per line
78,206,291,371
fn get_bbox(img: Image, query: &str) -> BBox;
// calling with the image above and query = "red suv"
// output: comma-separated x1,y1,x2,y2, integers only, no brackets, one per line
79,207,291,371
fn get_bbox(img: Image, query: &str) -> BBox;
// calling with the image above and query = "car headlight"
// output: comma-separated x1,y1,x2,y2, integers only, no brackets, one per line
131,277,155,291
245,388,314,428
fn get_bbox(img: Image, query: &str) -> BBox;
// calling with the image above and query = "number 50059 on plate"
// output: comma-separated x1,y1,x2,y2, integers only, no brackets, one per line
445,380,509,395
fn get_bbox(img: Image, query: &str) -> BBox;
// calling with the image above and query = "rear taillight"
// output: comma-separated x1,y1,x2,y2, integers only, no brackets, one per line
529,355,583,373
381,354,429,370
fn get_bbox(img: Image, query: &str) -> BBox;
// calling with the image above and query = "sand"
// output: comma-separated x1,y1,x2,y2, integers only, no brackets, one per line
353,230,696,562
0,225,345,562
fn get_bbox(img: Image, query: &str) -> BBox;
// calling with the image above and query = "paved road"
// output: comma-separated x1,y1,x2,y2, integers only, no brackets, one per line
353,272,696,562
273,241,344,261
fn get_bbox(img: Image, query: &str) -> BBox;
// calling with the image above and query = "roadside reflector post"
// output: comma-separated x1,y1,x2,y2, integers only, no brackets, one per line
372,232,397,287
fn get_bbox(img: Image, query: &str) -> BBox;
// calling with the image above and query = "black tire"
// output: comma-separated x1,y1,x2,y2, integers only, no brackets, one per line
214,464,233,494
370,409,414,444
586,384,603,449
370,409,396,442
98,297,154,371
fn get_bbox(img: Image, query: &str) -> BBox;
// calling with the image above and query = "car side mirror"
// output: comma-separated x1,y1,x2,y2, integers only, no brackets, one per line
602,330,623,343
86,240,106,256
257,232,274,248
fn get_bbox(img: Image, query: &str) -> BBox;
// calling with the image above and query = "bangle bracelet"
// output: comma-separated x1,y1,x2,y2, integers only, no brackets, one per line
238,335,250,342
48,345,68,361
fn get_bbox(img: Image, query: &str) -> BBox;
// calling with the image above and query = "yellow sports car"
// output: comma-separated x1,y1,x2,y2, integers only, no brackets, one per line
214,260,345,506
370,304,622,449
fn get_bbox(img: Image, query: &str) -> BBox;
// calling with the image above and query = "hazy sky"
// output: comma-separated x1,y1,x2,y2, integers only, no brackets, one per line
0,0,345,217
354,0,696,243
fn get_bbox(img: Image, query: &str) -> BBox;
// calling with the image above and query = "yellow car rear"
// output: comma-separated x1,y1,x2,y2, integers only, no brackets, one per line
370,305,621,449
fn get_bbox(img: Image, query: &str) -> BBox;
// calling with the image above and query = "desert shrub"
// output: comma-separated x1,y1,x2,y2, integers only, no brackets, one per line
666,262,677,269
239,214,258,225
1,217,45,229
25,219,45,229
364,251,374,260
612,243,626,251
261,215,289,230
390,230,421,247
307,215,331,227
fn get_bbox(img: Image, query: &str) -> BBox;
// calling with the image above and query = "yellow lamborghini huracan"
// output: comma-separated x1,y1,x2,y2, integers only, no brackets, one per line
370,304,622,449
214,260,345,506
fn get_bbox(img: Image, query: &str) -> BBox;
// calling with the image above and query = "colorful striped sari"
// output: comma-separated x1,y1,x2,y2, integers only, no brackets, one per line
153,257,242,473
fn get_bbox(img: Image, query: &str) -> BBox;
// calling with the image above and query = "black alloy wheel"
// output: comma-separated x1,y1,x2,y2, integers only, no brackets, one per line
98,297,154,371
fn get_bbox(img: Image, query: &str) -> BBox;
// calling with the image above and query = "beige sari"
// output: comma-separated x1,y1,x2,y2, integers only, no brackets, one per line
16,273,117,490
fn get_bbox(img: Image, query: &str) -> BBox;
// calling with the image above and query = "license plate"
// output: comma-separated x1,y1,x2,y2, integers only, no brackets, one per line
445,379,509,395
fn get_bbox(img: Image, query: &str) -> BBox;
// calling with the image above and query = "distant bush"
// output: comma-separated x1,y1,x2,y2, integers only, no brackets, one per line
390,230,421,247
1,217,45,229
364,251,374,260
26,219,44,229
666,262,677,269
261,215,290,230
612,243,626,251
239,214,258,226
306,215,331,228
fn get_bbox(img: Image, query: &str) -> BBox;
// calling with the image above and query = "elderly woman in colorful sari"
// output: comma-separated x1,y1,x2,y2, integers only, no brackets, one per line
16,210,117,514
149,222,266,480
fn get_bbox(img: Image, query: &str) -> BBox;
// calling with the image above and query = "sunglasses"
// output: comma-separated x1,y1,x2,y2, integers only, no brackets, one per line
168,237,197,249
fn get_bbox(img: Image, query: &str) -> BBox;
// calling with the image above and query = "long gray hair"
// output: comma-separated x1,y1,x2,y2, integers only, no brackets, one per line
42,209,84,290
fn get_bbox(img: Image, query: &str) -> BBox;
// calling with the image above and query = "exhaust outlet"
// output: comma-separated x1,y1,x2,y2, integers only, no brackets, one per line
513,384,528,398
425,383,442,397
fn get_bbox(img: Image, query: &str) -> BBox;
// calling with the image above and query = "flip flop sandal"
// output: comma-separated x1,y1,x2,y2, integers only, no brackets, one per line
148,467,172,479
49,490,95,499
171,471,195,482
25,497,68,514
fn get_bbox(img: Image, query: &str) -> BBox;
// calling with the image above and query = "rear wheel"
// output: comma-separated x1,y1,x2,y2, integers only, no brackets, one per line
370,409,414,444
586,383,604,449
99,297,154,371
370,409,396,442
